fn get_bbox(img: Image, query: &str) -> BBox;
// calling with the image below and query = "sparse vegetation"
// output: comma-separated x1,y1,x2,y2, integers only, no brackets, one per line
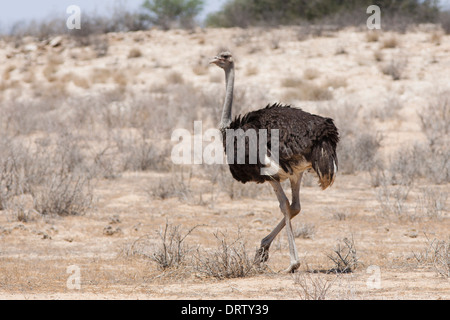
282,77,333,101
381,35,399,49
0,16,448,299
149,221,199,270
326,237,359,273
194,230,265,279
128,48,143,59
413,236,450,278
294,272,338,300
294,223,316,239
381,58,407,80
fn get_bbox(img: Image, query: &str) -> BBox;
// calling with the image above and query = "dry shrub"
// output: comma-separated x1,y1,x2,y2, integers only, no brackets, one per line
381,35,399,49
147,169,192,201
33,172,92,216
91,68,112,84
194,230,265,279
376,182,412,219
303,68,320,80
378,91,450,186
294,223,316,239
192,63,208,76
0,134,93,218
375,176,447,221
373,49,384,62
146,221,199,271
326,237,359,273
381,58,407,80
62,73,90,89
294,272,337,300
128,48,142,59
118,131,171,173
43,64,59,82
73,75,90,89
366,31,380,42
281,77,303,88
413,236,450,278
0,141,28,211
418,91,450,150
415,187,448,220
3,65,16,81
245,65,258,76
324,76,347,89
166,71,184,85
371,96,403,121
282,77,332,101
430,31,443,45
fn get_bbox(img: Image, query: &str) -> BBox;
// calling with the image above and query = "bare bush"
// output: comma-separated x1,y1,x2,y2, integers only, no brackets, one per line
120,133,170,172
128,48,143,59
294,223,316,239
376,181,412,219
149,221,199,271
294,272,338,300
381,35,399,49
415,187,448,220
413,236,450,278
282,78,333,101
337,128,382,174
147,170,192,202
194,230,265,279
381,58,407,81
371,96,403,121
418,91,450,150
33,172,93,216
389,141,448,186
326,237,359,273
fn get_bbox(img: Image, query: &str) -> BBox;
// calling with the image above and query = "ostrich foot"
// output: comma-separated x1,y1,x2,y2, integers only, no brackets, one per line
284,261,300,273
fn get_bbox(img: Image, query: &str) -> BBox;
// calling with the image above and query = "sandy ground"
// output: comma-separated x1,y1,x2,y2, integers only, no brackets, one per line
0,26,449,299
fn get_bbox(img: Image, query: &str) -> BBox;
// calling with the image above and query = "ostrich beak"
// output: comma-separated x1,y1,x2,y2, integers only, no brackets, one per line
209,56,220,64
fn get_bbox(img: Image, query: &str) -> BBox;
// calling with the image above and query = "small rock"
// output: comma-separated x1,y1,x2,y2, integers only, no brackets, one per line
103,226,121,236
109,215,121,224
404,230,418,238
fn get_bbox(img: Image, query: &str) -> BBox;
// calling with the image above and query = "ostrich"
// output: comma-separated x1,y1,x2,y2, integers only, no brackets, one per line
210,52,339,273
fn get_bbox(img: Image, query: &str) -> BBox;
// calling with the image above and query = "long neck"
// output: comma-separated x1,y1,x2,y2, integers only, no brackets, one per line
219,65,234,131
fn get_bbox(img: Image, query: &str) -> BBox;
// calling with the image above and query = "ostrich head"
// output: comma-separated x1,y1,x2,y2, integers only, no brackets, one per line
210,51,234,70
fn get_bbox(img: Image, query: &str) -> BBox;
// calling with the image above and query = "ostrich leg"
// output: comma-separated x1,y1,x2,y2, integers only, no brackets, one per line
256,174,303,272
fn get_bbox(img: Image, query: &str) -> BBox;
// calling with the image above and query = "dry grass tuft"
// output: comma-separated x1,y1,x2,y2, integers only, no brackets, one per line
128,48,142,59
166,71,184,85
381,35,399,49
413,236,450,278
366,31,380,42
381,58,407,80
303,68,320,80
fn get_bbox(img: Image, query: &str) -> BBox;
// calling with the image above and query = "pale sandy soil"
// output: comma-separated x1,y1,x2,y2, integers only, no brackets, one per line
0,26,449,299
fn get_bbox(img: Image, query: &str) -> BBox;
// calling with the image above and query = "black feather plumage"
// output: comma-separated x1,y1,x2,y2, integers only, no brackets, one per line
222,103,339,188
